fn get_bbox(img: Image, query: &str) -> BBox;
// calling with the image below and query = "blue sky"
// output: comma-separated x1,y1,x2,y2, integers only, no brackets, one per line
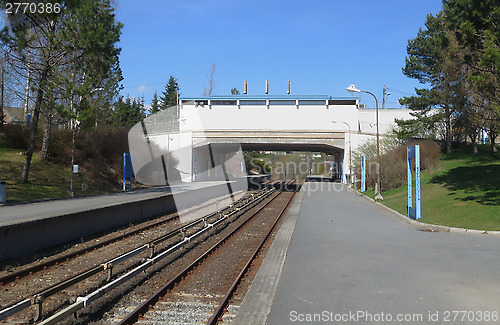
115,0,443,108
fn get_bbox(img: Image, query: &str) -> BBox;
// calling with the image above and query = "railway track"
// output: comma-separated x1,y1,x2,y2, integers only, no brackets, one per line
114,179,301,325
0,180,290,323
0,185,277,324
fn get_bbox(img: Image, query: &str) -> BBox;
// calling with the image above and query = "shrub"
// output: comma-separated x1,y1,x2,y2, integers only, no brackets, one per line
1,124,30,149
77,127,130,189
356,139,441,191
48,127,131,190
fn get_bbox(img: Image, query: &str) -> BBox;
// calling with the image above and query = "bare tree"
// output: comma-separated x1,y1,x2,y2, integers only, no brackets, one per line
203,63,216,96
0,47,27,127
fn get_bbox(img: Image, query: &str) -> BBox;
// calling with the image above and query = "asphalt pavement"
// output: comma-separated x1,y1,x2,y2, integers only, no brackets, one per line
265,182,500,324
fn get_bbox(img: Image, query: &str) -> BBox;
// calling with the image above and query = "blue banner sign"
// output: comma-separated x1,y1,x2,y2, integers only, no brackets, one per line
123,153,133,191
407,145,421,220
361,156,366,192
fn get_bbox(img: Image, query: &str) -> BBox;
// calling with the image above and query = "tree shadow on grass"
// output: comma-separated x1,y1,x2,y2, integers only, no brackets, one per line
430,164,500,205
440,145,500,164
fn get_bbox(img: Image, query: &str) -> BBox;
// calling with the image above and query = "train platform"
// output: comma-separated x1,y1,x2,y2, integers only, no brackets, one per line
235,182,500,324
0,180,246,261
0,181,233,228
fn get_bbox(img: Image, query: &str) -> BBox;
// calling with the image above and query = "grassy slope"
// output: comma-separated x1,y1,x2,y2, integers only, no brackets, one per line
362,145,500,231
0,146,103,203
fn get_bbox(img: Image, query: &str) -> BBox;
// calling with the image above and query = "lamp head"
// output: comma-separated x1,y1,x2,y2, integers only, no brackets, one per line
346,84,361,93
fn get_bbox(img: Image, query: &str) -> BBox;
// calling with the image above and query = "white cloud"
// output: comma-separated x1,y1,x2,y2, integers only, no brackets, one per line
137,85,150,93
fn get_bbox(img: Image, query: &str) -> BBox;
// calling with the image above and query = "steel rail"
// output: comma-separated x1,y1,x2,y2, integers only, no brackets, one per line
0,214,201,322
208,180,300,324
0,188,272,322
0,215,180,286
115,187,287,325
38,189,281,325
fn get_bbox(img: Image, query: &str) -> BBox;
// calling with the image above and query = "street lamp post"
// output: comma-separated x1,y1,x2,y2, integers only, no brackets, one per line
69,87,104,196
167,134,174,173
69,127,76,196
346,84,383,200
69,93,77,197
332,121,352,185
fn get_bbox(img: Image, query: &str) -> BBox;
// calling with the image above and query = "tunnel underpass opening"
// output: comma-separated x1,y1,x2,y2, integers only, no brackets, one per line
239,145,345,182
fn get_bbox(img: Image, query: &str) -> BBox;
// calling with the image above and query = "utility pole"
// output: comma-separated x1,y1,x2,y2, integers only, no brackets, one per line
176,78,179,125
382,85,390,109
382,85,386,109
176,78,179,106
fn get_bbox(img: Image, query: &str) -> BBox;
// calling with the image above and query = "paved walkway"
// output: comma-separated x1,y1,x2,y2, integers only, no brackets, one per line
0,181,233,227
241,182,500,324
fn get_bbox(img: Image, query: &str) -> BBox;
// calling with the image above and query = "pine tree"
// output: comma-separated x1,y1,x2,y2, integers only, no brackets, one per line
158,76,179,129
443,0,500,152
150,91,160,114
399,1,500,152
159,76,179,110
398,13,455,153
114,96,146,127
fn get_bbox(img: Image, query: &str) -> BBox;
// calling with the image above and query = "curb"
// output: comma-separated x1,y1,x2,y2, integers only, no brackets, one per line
346,186,500,236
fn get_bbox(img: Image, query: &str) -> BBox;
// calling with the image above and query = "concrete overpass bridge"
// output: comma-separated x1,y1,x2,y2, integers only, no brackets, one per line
129,95,413,184
194,129,345,152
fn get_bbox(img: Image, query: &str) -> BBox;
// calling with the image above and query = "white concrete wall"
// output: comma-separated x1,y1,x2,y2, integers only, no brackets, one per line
180,102,359,132
150,132,193,182
179,102,414,136
357,108,414,134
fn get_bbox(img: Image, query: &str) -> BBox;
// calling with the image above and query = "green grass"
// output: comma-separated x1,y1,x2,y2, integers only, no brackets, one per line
359,145,500,231
0,147,105,203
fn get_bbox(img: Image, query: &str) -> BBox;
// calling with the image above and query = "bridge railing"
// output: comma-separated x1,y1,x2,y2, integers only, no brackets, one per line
143,108,179,134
